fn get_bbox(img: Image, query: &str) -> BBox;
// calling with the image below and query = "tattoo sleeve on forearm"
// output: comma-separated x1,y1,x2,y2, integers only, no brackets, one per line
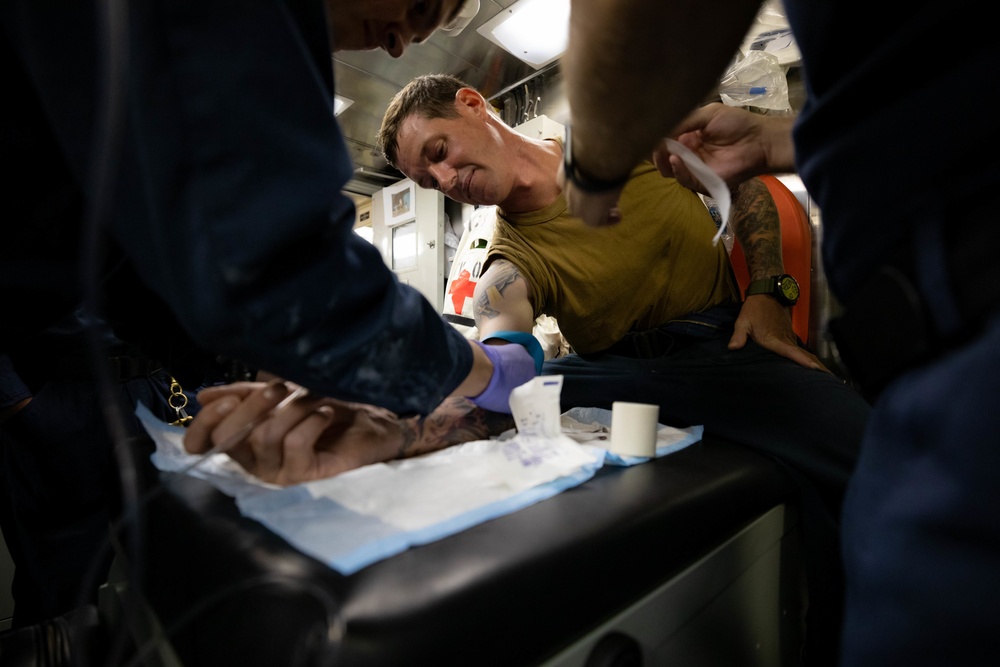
398,397,515,458
730,178,784,281
474,260,521,326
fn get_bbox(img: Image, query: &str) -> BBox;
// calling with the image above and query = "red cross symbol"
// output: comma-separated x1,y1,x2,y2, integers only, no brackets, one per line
448,269,476,314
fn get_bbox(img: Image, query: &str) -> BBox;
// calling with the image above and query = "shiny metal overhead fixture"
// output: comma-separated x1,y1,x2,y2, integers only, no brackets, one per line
476,0,569,70
440,0,480,37
334,94,354,117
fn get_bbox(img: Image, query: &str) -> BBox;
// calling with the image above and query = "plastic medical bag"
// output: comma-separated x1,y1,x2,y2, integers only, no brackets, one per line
718,50,790,111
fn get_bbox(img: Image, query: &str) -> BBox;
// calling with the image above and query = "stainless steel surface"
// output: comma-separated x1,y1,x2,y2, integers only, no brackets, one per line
335,0,553,195
335,2,805,198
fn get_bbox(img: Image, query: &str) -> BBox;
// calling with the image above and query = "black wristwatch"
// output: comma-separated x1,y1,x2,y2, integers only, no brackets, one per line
745,273,800,306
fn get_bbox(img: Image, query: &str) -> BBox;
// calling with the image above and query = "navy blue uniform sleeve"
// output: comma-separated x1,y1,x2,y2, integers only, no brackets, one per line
1,0,472,416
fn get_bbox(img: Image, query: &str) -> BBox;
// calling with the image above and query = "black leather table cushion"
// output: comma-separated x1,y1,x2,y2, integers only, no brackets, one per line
133,436,796,666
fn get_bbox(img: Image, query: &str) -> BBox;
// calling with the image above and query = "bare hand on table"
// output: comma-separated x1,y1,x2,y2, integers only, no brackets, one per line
184,380,407,486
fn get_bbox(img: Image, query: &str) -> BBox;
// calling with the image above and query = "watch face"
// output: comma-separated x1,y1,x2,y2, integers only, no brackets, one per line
779,276,800,302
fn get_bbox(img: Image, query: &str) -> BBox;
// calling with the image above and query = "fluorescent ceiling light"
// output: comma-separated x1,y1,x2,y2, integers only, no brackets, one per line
334,94,354,117
476,0,569,70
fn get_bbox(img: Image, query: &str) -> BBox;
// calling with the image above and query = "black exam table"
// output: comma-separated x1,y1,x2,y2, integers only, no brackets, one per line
104,434,806,667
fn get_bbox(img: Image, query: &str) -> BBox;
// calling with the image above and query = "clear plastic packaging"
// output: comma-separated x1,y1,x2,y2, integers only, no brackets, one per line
718,50,790,111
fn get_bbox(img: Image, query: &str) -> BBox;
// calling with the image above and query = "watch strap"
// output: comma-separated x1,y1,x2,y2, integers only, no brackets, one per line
563,125,630,194
745,277,778,298
745,274,799,305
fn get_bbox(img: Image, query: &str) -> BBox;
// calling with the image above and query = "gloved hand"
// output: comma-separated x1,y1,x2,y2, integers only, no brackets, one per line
468,341,537,413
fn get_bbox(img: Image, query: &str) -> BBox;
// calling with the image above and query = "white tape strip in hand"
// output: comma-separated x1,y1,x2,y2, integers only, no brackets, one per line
664,138,731,246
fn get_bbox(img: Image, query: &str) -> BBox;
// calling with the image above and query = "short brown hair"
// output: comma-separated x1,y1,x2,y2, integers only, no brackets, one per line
377,74,470,167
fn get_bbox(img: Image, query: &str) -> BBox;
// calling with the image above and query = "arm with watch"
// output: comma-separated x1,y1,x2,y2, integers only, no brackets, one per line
727,179,829,372
558,123,631,228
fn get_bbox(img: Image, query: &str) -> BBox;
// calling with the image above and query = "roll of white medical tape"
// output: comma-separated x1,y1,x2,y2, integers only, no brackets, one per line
610,402,659,458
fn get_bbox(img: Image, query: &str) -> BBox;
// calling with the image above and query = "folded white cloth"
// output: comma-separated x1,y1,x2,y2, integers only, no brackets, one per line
140,377,701,575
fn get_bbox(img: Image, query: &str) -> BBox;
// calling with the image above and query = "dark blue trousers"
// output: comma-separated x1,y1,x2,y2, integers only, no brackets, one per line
838,312,1000,666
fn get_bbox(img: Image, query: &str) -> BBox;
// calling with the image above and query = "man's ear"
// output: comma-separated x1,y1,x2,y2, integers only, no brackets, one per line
455,87,485,115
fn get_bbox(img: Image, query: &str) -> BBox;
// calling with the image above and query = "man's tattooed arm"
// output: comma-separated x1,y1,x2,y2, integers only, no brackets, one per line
396,396,515,459
472,258,537,334
730,177,784,281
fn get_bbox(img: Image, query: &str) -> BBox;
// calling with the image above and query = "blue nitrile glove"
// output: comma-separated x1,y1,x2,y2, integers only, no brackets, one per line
483,331,545,374
469,340,538,414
